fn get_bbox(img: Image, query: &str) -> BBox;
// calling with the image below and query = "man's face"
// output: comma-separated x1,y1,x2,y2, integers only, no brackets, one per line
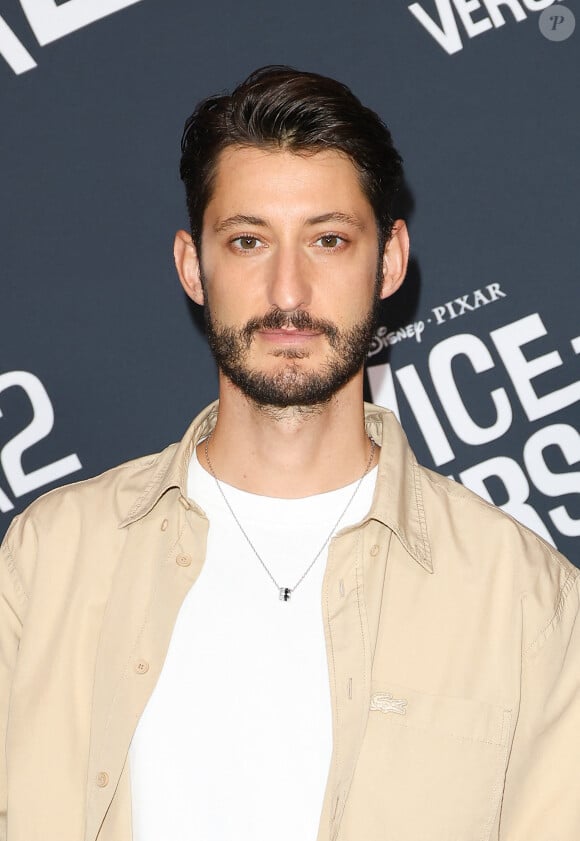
182,146,403,407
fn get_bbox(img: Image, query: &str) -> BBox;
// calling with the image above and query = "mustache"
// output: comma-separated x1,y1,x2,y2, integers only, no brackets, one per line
241,308,339,344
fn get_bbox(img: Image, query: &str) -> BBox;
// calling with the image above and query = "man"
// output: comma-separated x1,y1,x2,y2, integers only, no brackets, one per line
1,66,579,841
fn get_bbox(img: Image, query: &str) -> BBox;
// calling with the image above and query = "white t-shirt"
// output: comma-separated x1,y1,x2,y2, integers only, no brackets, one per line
129,450,377,841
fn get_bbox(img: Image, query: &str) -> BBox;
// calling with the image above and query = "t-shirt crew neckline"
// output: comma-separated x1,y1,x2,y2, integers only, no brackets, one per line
188,443,379,526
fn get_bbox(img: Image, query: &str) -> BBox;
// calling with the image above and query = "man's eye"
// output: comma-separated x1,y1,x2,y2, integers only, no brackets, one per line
231,236,261,250
316,234,344,248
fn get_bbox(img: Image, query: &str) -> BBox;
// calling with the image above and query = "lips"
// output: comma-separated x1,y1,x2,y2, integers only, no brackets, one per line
258,327,322,343
241,308,338,348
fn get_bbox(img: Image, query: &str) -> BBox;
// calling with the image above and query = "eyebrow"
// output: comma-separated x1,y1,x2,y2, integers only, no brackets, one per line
213,211,366,234
214,215,266,233
306,212,366,232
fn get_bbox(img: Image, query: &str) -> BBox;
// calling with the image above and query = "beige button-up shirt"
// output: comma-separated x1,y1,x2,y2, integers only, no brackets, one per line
1,402,579,841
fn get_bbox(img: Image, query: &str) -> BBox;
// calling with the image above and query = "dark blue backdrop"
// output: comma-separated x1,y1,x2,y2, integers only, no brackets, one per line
1,0,578,562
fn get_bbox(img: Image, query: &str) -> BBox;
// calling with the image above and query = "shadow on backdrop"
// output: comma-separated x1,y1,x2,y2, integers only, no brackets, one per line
364,180,420,401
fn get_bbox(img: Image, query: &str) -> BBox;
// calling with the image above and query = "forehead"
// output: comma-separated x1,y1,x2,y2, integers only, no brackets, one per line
205,145,372,222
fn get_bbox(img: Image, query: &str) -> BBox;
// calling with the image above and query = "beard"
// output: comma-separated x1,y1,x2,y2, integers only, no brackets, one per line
203,288,381,409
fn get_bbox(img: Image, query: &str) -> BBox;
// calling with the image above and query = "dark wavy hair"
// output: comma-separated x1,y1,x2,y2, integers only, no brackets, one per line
179,65,403,252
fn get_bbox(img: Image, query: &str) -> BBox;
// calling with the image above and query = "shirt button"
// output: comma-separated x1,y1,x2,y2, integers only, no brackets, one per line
96,771,109,788
178,496,191,510
135,659,149,674
176,553,192,567
370,544,380,557
160,519,168,531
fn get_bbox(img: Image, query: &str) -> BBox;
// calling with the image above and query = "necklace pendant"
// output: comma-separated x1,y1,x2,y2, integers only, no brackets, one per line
279,587,292,602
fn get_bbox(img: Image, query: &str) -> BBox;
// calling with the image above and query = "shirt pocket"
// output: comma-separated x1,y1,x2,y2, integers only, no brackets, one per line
340,682,512,841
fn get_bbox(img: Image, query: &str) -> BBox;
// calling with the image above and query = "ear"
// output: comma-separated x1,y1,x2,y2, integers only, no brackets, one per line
379,220,409,300
174,229,205,305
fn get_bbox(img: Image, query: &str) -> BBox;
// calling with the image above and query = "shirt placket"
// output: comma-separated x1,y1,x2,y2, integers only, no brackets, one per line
319,521,391,841
84,493,208,841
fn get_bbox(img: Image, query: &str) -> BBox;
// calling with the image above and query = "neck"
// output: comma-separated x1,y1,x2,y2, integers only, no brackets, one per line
198,371,378,498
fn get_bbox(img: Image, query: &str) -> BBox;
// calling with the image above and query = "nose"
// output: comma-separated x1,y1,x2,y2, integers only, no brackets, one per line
266,243,312,312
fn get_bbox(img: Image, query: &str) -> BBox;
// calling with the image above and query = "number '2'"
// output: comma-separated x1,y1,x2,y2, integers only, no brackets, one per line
0,370,82,513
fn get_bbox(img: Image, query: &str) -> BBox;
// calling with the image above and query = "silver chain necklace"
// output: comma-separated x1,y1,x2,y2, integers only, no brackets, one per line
204,434,376,602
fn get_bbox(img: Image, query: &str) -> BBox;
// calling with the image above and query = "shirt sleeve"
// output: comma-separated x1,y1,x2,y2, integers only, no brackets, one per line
0,518,30,841
499,568,580,839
